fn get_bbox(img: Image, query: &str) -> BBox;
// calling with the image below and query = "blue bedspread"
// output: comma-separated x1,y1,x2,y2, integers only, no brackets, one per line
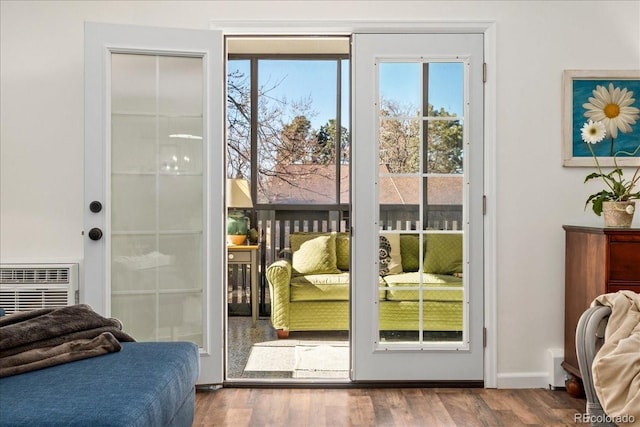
0,341,199,427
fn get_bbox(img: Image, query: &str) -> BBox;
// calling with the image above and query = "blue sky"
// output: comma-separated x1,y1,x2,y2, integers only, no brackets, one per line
379,62,463,117
229,59,464,130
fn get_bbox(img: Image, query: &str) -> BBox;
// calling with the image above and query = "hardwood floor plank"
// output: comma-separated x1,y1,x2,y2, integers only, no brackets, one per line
436,389,502,427
476,389,516,411
194,387,587,426
288,389,312,426
406,389,457,426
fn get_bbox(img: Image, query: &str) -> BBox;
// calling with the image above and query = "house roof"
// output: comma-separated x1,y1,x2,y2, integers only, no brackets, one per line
258,164,463,205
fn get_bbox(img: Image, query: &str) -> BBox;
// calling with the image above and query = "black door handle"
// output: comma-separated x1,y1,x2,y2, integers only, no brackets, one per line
88,228,103,241
89,201,103,213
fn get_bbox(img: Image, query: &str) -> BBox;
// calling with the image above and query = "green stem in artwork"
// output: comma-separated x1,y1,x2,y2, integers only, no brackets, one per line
609,137,614,157
586,142,616,194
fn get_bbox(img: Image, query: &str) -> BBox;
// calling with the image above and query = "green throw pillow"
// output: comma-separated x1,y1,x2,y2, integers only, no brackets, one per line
290,233,340,275
423,233,463,275
335,232,350,271
400,234,422,272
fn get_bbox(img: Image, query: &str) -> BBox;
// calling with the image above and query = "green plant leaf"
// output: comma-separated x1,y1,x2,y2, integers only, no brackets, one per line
584,172,606,183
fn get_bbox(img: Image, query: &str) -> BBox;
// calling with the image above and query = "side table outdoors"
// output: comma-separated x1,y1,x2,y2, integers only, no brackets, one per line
227,244,260,327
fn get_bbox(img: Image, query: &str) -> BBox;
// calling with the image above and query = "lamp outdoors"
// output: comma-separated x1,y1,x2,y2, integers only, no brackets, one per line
226,178,253,245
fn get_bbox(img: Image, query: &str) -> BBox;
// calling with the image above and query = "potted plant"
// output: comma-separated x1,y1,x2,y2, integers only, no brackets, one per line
226,213,248,245
582,120,640,227
580,81,640,227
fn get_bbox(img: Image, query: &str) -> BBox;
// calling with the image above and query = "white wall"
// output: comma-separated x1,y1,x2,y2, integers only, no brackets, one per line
2,0,639,387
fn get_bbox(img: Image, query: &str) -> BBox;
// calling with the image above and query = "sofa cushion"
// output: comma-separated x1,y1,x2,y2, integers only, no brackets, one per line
290,233,340,275
291,273,386,301
379,232,403,276
423,233,463,275
335,232,350,271
290,273,350,301
383,272,463,301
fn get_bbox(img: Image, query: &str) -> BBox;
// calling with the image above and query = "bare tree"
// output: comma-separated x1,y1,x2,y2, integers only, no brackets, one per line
227,67,350,203
379,98,463,174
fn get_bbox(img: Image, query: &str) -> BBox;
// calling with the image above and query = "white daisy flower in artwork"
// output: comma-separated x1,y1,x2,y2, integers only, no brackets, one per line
581,120,606,144
582,83,640,139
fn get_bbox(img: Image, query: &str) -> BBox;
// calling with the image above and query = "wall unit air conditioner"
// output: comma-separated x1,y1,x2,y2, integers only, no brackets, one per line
0,263,79,314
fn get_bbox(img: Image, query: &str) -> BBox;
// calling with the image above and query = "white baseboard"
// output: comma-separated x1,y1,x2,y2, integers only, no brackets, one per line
496,372,549,389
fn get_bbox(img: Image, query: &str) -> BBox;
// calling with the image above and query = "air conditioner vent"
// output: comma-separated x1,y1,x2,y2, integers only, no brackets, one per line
0,264,78,314
1,267,70,284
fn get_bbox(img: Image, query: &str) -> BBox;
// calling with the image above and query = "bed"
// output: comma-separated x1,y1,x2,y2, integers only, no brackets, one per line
0,305,199,427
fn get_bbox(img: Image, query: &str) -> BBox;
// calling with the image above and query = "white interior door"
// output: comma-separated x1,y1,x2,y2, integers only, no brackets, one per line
351,33,484,381
84,22,225,385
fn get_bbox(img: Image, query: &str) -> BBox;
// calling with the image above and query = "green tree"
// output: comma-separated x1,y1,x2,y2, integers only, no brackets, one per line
278,115,314,164
426,105,463,174
316,119,350,164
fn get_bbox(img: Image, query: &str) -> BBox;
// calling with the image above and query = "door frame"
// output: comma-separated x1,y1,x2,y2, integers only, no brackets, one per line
213,19,498,387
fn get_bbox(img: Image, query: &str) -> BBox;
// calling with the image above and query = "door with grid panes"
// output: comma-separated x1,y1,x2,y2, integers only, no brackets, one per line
351,33,484,381
84,23,225,385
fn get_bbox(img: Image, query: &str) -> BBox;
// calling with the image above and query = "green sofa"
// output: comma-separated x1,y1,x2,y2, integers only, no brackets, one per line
266,231,464,338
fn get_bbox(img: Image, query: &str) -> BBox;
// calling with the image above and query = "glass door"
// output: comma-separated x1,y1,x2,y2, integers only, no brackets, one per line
351,33,484,381
84,23,225,385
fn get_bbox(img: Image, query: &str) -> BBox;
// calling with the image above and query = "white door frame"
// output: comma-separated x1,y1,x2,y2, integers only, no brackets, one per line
213,19,497,387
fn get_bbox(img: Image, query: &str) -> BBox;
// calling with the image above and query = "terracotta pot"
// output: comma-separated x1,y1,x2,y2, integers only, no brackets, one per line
602,201,636,228
227,234,247,245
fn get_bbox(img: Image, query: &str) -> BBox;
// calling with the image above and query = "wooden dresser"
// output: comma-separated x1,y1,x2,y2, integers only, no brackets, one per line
562,225,640,395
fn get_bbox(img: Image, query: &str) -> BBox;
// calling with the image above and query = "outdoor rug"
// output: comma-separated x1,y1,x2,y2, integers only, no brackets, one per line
243,340,349,379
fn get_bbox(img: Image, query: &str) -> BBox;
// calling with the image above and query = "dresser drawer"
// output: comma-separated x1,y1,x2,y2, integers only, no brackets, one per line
609,242,640,282
228,250,251,263
607,284,640,293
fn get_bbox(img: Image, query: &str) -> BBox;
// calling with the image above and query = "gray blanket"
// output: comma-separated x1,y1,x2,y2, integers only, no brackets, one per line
0,304,135,377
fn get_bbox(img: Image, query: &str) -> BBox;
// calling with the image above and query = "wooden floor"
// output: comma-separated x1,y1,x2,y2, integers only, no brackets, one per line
194,387,587,426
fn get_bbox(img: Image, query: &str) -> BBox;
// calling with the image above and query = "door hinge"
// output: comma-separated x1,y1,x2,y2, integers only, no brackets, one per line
483,63,487,83
483,195,487,215
483,327,487,347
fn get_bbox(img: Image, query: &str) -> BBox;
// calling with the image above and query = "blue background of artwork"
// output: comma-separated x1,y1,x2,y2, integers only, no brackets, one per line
571,79,640,158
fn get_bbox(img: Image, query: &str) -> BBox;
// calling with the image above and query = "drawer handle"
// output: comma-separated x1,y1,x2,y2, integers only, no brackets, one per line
228,253,235,260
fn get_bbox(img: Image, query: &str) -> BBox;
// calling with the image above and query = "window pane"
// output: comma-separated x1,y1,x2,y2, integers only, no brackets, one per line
110,53,204,346
379,174,420,231
377,59,466,347
379,118,421,173
340,58,351,204
256,60,339,204
227,59,251,180
341,59,351,156
426,63,464,118
425,119,463,174
423,176,463,231
379,62,420,114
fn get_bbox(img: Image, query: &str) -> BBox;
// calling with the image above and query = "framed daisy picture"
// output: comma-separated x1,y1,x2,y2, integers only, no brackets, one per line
562,70,640,167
